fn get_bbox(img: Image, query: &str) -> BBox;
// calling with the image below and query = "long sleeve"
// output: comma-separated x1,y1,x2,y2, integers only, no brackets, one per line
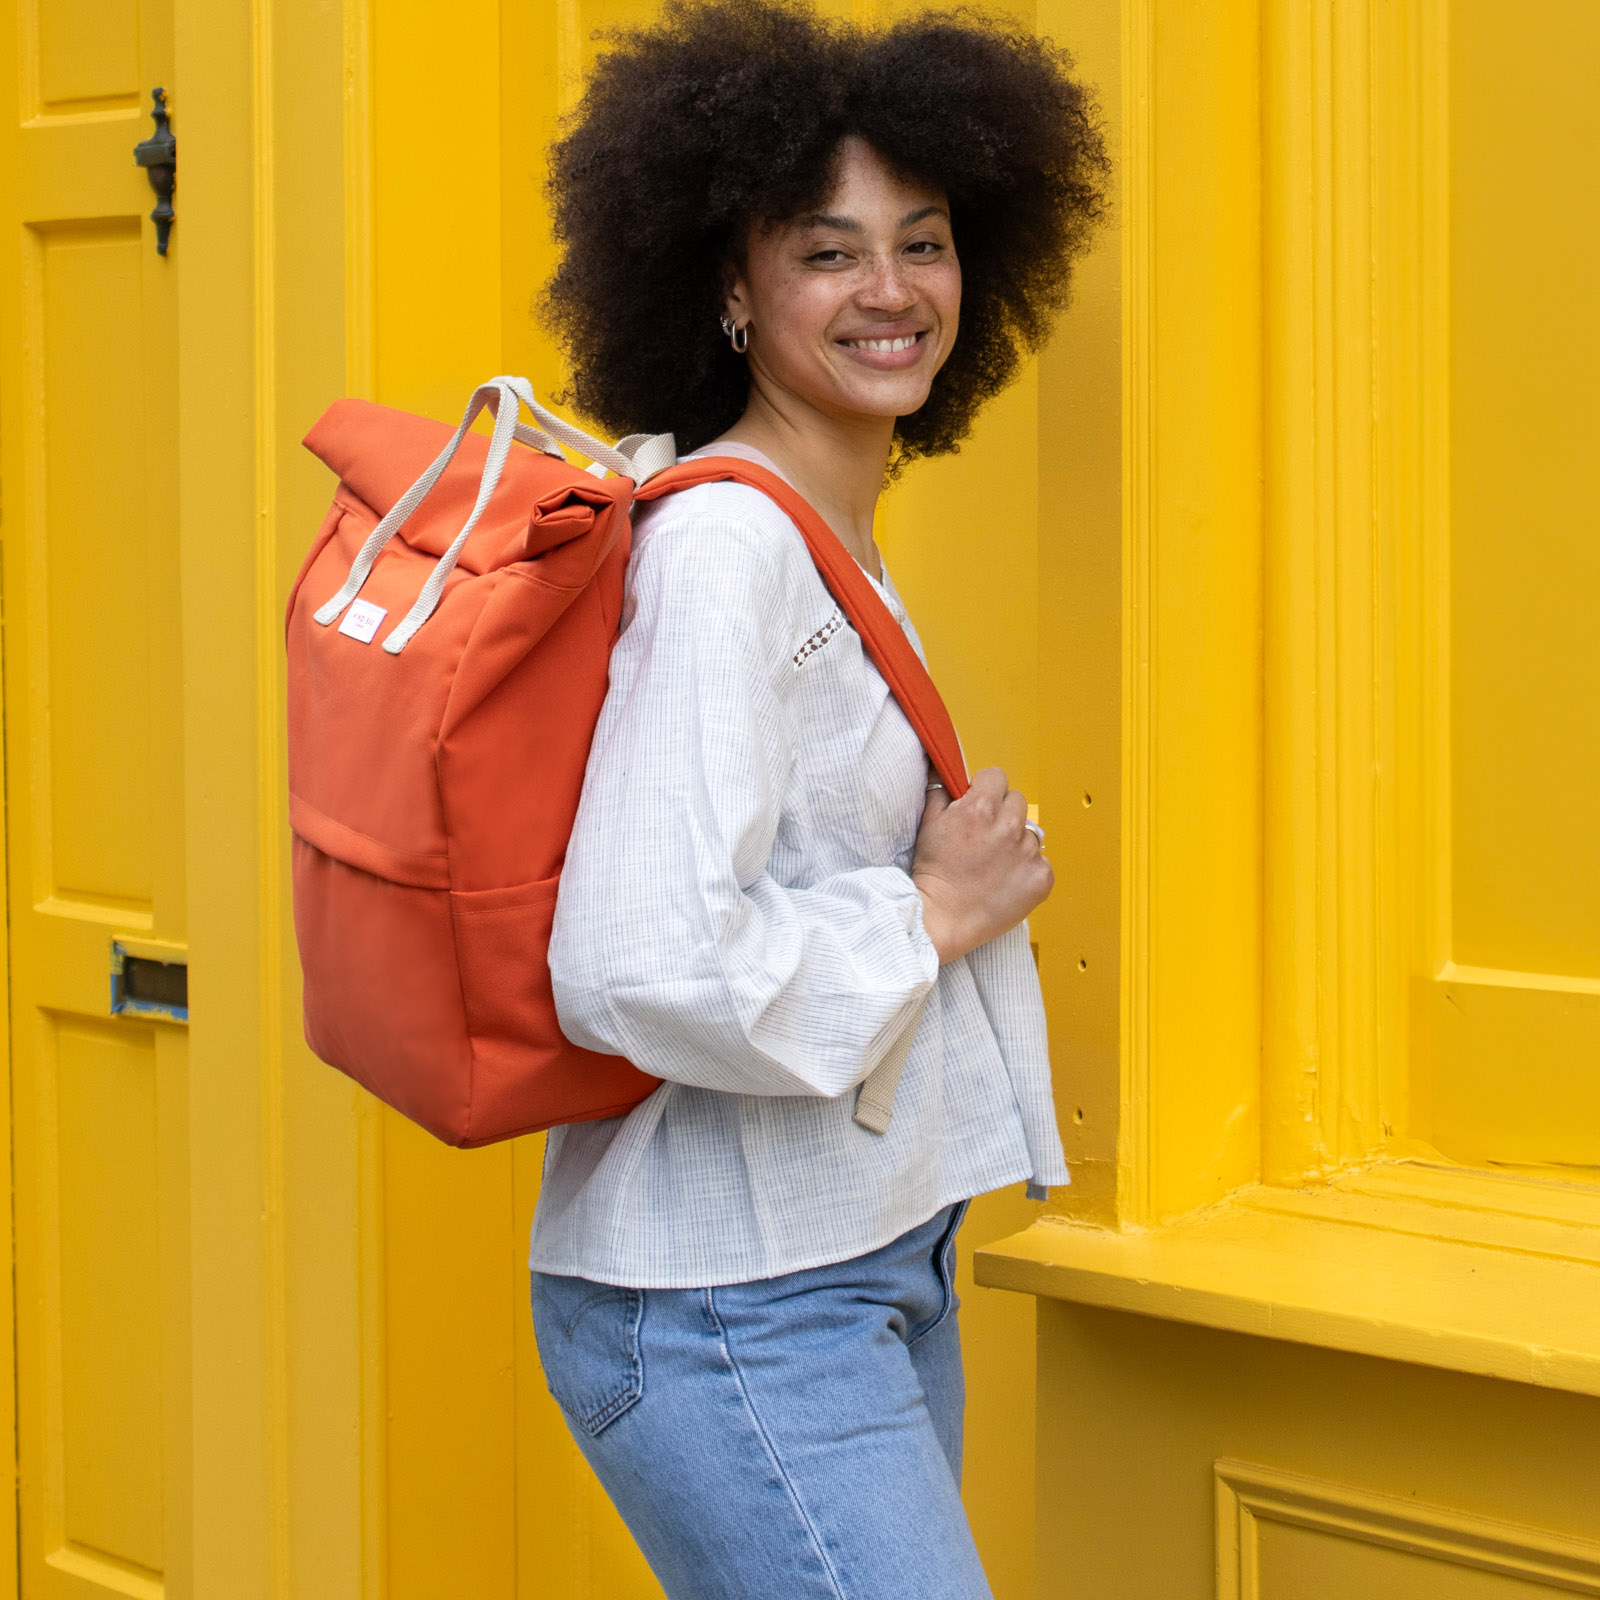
549,498,940,1099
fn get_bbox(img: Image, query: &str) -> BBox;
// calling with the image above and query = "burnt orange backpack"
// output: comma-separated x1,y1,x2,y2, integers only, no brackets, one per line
288,377,968,1147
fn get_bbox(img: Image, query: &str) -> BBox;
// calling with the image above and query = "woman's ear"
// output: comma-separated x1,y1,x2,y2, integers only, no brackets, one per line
721,261,751,325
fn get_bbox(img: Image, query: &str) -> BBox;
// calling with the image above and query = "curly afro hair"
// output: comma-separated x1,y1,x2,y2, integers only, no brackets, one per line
543,0,1109,464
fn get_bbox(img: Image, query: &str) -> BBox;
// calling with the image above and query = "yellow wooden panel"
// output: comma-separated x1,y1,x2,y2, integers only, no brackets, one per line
1408,0,1600,1171
32,0,139,112
166,0,339,1590
999,0,1600,1588
371,1,524,1594
1031,0,1121,1221
382,1112,519,1600
1034,1302,1600,1599
264,1,385,1592
1233,0,1600,1184
1420,973,1600,1169
39,220,152,912
1220,1460,1600,1600
53,1019,164,1575
9,0,380,1593
18,119,148,226
372,0,501,423
1133,0,1262,1219
1447,0,1600,984
983,1185,1600,1400
1256,1526,1575,1598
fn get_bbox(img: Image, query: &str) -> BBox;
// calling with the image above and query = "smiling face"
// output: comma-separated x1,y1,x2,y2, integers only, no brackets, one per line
723,137,961,430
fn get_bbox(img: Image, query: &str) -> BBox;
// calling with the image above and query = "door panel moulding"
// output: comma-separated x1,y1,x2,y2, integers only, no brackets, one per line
1216,1459,1600,1598
45,1544,163,1600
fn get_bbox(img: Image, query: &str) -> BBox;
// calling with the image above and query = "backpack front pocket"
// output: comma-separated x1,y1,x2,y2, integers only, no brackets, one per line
449,876,563,1040
447,874,658,1141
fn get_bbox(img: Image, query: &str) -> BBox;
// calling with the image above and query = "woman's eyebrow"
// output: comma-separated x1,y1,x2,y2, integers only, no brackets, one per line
798,205,948,232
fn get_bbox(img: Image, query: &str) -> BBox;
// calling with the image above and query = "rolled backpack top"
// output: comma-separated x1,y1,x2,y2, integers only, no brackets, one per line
287,377,968,1147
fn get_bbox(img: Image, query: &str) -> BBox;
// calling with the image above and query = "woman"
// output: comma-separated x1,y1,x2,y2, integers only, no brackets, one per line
533,3,1107,1595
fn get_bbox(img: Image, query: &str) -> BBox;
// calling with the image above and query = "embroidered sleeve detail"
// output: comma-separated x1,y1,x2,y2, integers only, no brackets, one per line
793,608,846,669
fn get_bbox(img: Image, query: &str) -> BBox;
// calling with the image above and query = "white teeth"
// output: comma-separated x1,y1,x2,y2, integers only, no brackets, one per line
847,335,919,352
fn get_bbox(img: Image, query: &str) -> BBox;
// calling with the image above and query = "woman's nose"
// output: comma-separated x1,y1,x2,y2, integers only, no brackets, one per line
858,255,917,312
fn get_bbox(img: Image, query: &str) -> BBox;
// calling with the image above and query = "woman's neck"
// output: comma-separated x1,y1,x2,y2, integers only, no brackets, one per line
713,387,892,579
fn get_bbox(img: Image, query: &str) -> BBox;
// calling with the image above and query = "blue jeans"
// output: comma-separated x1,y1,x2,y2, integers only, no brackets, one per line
530,1202,991,1600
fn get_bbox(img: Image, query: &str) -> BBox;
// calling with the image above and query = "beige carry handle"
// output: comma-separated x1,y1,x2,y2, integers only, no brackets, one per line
312,376,675,654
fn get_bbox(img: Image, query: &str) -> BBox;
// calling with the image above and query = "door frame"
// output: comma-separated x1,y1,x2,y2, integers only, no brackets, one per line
172,1,376,1595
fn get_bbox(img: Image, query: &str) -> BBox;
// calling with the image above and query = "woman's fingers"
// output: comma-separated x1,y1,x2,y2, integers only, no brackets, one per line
948,765,1007,825
911,772,1055,961
924,769,1038,853
956,771,1032,857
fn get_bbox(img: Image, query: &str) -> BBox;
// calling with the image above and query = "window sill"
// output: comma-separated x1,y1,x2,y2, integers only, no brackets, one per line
974,1164,1600,1397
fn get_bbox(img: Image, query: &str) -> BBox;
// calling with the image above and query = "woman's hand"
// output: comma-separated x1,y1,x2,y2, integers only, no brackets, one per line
911,767,1054,963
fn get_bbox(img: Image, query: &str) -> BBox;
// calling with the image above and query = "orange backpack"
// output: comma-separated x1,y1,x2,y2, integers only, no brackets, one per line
288,378,968,1147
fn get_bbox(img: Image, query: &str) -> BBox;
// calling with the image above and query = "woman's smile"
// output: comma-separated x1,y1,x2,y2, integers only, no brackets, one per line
836,327,929,369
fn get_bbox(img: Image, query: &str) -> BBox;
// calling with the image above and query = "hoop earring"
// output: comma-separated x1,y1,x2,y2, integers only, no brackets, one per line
720,314,749,354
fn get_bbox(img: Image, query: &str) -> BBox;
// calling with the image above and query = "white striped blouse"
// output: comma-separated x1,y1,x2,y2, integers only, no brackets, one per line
530,444,1068,1288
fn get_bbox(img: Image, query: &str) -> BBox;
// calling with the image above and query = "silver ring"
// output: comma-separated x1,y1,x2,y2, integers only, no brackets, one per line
1024,819,1046,847
926,780,946,794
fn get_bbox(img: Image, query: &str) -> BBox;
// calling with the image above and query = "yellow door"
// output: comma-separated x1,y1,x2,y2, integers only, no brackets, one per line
0,2,189,1596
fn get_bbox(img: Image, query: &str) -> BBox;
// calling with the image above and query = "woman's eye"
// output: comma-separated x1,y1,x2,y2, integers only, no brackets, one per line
905,240,943,256
808,249,849,264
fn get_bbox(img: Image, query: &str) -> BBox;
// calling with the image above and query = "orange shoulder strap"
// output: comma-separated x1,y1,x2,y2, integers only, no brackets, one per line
635,458,969,799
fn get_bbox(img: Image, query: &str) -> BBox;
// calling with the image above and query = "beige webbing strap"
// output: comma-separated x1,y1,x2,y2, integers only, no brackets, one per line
853,995,927,1135
315,376,675,655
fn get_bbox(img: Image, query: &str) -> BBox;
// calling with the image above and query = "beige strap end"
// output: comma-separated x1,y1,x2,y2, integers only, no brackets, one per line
853,998,925,1135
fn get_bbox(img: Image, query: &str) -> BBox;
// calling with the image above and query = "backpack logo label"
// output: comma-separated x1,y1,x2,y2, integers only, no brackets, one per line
338,599,387,644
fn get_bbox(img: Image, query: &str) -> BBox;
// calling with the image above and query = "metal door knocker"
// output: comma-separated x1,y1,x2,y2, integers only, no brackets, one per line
133,87,177,256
